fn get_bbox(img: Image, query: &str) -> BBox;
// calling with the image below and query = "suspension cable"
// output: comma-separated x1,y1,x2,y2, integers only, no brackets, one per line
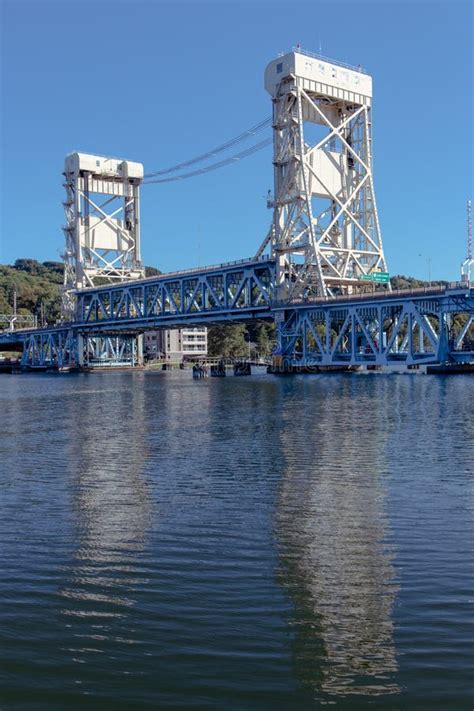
143,137,272,185
144,116,272,178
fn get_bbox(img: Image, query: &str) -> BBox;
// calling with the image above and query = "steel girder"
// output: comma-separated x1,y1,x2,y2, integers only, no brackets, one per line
9,279,473,370
82,335,139,367
0,314,37,331
21,328,78,368
18,330,139,368
76,260,275,327
274,291,474,367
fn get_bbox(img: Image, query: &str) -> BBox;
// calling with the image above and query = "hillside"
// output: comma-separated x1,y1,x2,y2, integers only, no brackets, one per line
0,260,160,327
0,260,64,325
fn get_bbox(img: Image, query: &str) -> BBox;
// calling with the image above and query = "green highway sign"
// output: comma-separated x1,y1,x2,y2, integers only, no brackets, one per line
360,272,390,283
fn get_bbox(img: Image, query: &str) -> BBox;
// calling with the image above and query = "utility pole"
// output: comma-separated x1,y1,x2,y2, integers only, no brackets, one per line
461,199,473,283
418,253,432,285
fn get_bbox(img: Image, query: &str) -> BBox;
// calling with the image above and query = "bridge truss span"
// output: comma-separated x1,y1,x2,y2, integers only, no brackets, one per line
274,285,474,368
6,282,472,370
21,327,79,369
76,259,275,327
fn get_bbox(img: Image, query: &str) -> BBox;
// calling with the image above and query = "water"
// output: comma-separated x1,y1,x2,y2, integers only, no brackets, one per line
0,372,472,710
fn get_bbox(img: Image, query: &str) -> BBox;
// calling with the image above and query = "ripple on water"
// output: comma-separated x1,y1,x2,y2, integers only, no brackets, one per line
0,372,472,710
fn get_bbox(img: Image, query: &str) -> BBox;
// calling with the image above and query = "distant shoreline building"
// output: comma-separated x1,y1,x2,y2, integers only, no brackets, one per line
145,327,207,361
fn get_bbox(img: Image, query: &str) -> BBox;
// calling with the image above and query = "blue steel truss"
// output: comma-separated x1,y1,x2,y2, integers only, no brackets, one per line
9,330,138,369
273,284,474,368
76,258,275,329
20,327,78,369
1,259,473,370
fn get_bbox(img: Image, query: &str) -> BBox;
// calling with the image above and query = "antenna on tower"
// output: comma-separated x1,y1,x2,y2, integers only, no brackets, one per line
467,199,472,260
461,199,473,283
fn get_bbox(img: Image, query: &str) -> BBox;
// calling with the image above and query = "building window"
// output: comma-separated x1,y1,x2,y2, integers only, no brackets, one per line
276,62,283,74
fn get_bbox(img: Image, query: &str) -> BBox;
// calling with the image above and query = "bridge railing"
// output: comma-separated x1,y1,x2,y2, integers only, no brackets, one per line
291,46,369,75
271,281,472,309
75,256,274,294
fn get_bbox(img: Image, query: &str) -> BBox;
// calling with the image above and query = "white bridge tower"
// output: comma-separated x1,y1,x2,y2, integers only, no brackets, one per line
262,48,389,299
62,152,144,317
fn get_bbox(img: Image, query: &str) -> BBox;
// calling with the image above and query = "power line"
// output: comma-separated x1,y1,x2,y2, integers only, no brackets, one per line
143,138,272,185
144,116,271,178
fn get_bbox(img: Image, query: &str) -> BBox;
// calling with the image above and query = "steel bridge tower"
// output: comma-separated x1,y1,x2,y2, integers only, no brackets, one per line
62,152,144,318
263,49,389,299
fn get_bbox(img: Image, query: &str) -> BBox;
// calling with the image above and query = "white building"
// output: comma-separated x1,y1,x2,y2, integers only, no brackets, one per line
145,327,207,361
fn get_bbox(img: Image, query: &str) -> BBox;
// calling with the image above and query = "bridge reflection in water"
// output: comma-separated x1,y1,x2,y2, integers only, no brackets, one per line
59,375,153,646
275,377,399,697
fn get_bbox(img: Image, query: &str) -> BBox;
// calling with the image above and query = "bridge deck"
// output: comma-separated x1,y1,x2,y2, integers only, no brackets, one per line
1,261,472,370
1,279,472,340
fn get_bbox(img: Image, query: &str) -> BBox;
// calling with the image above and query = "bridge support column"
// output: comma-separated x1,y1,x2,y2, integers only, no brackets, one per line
136,334,144,366
437,312,450,364
77,334,85,367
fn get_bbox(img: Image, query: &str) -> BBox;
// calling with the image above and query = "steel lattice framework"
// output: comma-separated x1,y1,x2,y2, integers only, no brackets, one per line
259,50,389,300
2,273,472,370
21,327,78,369
18,329,139,369
273,286,474,368
461,199,473,284
1,49,473,373
76,259,274,328
62,153,145,318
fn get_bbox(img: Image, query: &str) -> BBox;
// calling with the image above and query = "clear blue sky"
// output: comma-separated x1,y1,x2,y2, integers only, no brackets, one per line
1,0,472,280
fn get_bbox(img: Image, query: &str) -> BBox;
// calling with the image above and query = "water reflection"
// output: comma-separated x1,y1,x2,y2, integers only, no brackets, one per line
276,377,399,697
59,373,152,630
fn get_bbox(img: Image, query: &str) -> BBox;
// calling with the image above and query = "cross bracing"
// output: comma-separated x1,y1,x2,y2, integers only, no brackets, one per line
62,153,144,319
76,259,275,326
21,328,78,369
3,271,472,369
262,50,389,300
274,286,474,367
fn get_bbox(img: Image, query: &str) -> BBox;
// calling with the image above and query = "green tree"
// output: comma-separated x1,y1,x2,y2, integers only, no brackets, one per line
390,274,447,290
0,262,64,324
208,324,249,358
255,323,276,356
14,258,42,275
145,265,161,277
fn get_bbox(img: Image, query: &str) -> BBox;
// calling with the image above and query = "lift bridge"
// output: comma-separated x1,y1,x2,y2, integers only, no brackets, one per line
2,48,473,371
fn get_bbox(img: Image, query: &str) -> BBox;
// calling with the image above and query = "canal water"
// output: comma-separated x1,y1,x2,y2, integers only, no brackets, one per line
0,372,472,710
